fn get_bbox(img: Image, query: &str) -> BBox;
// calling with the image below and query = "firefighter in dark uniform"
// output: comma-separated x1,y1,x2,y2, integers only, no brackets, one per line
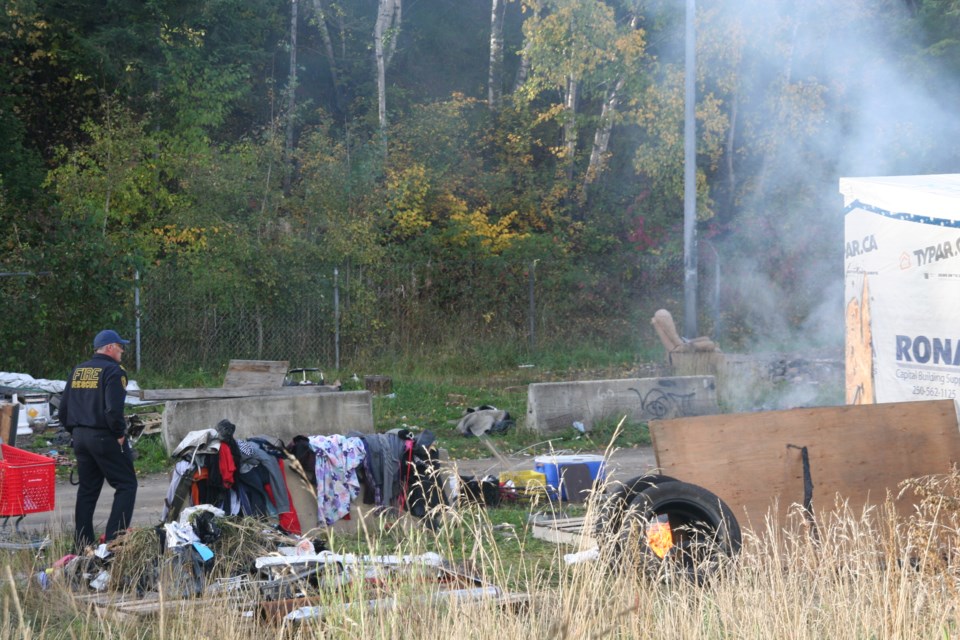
60,329,137,550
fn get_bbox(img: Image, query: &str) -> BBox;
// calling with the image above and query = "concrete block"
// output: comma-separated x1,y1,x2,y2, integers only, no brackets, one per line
161,390,374,453
670,351,844,411
526,376,718,435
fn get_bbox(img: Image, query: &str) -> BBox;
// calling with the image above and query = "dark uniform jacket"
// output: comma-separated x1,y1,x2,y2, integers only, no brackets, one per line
60,353,128,437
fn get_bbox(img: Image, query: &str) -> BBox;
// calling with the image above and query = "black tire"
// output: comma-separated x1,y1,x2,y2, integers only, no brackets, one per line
612,480,742,584
594,474,679,543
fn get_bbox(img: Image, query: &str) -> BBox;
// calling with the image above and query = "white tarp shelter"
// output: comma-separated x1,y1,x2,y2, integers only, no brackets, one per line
841,174,960,404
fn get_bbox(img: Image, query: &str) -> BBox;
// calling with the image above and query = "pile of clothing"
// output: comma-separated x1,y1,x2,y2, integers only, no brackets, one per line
163,422,448,533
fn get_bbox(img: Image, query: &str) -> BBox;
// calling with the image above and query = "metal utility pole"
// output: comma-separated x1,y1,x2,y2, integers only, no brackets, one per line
682,0,698,339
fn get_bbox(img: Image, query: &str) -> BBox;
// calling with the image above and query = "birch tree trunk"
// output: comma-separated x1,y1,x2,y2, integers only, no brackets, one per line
563,76,579,168
584,76,624,187
283,0,299,196
375,0,402,145
584,15,640,187
488,0,505,107
310,0,343,112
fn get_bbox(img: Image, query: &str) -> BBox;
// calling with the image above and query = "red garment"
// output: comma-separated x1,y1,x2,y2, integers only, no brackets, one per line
276,459,302,535
219,444,237,489
262,475,299,533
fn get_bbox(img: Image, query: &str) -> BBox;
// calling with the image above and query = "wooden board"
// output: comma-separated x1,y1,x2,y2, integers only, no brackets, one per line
80,591,251,621
140,385,337,401
222,359,289,388
649,400,960,533
530,516,596,546
0,403,16,447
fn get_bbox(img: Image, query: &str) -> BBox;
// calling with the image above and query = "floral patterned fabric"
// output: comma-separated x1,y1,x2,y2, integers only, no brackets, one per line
308,435,366,525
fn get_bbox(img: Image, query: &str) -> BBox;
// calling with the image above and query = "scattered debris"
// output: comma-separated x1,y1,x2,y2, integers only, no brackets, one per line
57,526,527,624
456,406,514,437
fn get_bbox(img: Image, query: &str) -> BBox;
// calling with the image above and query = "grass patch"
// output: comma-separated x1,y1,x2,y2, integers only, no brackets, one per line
368,375,652,460
356,335,657,387
11,480,960,639
132,434,170,476
131,366,224,390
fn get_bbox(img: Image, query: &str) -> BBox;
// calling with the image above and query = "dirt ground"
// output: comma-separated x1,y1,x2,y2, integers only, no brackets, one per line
27,445,658,539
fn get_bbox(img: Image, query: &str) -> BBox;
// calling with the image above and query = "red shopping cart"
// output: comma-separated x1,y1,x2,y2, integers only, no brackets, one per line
0,444,55,545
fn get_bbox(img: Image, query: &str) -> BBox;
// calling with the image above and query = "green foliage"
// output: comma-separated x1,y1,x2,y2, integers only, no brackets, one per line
911,0,960,70
520,0,620,93
0,214,136,376
5,0,960,377
45,104,182,261
293,118,386,264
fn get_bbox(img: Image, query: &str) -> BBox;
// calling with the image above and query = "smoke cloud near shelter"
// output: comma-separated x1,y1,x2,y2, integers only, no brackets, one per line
667,0,960,357
631,0,960,409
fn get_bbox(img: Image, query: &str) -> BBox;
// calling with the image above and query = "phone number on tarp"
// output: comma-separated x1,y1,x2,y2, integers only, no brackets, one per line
911,386,957,398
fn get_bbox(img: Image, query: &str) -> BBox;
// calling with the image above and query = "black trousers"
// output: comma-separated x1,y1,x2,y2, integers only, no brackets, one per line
72,427,138,549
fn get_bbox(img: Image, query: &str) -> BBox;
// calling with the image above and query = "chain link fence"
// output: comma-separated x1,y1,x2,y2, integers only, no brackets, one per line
1,249,724,377
132,251,718,376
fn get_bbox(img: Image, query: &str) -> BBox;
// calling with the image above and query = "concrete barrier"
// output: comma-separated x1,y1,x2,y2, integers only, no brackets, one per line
526,376,718,435
161,390,374,453
669,351,844,411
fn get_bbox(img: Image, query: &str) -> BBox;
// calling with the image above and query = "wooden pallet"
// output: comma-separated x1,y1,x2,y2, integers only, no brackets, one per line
530,516,596,546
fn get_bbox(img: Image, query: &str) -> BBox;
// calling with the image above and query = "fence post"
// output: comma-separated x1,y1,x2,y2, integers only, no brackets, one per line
528,259,537,351
134,269,142,372
334,266,340,371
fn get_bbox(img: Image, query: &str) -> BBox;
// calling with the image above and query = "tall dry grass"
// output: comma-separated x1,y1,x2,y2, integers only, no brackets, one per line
3,469,960,639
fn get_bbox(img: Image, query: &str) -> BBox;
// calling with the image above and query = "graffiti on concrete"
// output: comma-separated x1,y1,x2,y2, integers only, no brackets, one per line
628,386,696,419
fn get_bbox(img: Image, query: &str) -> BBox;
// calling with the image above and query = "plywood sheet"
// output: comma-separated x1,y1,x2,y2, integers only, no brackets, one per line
649,400,960,532
222,359,289,388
